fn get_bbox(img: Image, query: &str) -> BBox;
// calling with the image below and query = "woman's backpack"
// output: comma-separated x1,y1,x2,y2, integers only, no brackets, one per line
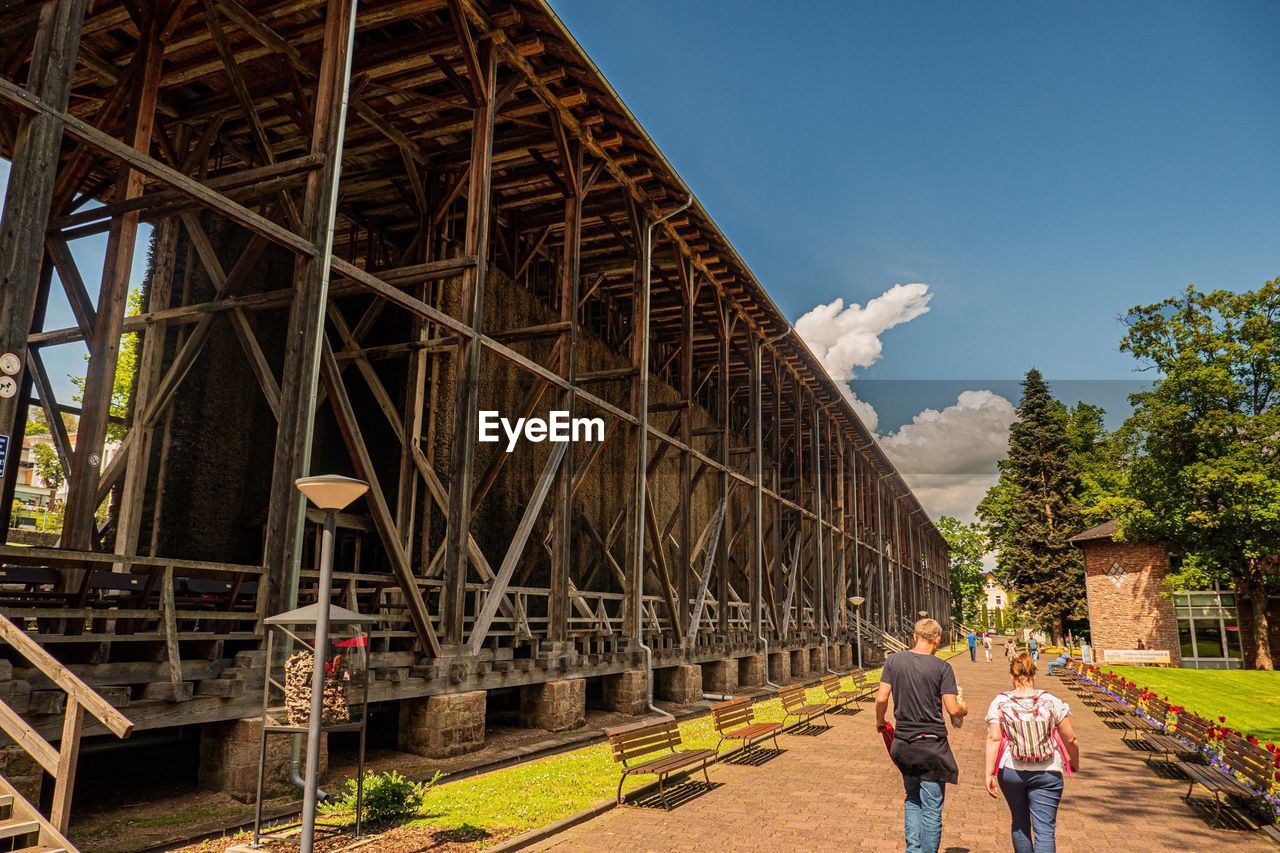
997,691,1058,762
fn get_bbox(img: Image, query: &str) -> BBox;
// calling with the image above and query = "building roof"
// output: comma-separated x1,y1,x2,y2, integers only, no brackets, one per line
1068,519,1118,544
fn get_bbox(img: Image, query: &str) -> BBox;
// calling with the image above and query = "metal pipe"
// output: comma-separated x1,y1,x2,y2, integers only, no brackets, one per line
300,510,336,852
755,327,792,689
633,197,691,715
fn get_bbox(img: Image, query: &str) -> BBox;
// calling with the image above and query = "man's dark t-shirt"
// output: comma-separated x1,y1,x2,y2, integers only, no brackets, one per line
881,650,958,739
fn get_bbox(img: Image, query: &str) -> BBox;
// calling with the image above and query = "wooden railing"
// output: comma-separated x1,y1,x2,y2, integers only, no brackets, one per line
0,611,133,834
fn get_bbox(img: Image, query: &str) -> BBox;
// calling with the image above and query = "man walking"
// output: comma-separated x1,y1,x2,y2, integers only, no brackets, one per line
1028,635,1039,662
876,618,968,853
967,629,977,662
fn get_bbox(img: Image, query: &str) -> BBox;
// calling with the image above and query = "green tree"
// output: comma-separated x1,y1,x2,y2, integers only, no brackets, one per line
70,288,142,443
936,515,987,625
1115,281,1280,669
30,443,64,494
978,369,1088,641
1066,402,1129,524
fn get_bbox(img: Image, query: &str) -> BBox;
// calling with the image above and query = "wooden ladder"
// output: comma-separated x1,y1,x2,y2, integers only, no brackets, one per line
0,612,134,852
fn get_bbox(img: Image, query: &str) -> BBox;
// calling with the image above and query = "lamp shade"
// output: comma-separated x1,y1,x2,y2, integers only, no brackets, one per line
848,596,865,607
918,610,928,617
296,474,369,510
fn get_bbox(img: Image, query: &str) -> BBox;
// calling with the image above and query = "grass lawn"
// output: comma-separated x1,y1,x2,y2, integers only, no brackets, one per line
1103,665,1280,743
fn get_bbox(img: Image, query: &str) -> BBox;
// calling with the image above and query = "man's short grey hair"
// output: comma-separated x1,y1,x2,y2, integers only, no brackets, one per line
914,618,942,640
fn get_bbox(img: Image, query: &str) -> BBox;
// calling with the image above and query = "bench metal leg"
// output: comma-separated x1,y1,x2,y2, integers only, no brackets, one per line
617,771,628,806
702,761,711,785
659,773,670,810
772,731,780,750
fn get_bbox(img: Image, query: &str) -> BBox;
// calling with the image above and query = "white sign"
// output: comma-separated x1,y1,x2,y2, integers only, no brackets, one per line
0,376,16,399
478,410,605,452
1102,649,1171,664
0,353,19,376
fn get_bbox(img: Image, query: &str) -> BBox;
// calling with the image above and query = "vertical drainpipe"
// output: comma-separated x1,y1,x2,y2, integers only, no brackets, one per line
632,198,691,714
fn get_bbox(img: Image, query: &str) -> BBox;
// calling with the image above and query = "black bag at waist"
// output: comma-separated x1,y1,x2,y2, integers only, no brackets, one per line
890,731,960,784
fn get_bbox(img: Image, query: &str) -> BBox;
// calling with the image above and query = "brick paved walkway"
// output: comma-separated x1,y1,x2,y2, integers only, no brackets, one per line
531,643,1272,852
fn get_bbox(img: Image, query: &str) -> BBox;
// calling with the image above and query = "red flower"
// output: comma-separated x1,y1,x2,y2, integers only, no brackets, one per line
1219,716,1227,723
1275,771,1280,783
1247,735,1259,745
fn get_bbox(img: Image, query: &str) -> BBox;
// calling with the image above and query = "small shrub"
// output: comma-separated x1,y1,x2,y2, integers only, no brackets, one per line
320,770,439,824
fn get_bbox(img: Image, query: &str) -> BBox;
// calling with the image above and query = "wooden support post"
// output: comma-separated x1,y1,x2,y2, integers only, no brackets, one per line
261,0,357,617
441,38,497,647
716,296,730,636
0,0,89,534
549,133,582,644
61,6,165,548
679,268,694,643
750,338,764,641
48,701,84,835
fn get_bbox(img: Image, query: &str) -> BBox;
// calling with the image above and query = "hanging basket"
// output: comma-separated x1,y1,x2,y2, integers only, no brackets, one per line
284,650,350,726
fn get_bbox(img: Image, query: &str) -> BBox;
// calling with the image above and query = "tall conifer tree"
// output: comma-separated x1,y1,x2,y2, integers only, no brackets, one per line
979,369,1087,639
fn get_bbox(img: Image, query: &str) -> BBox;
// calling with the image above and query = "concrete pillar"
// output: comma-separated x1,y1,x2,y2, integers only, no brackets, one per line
738,654,765,688
0,745,41,805
603,669,648,714
399,690,486,758
655,664,701,704
199,717,327,802
703,658,738,694
769,651,791,683
520,678,586,732
790,648,808,679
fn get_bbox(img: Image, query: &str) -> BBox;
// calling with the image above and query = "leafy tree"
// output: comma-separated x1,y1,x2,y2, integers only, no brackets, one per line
978,369,1088,641
70,288,142,443
1066,402,1129,524
1115,281,1280,669
936,515,987,625
29,443,64,494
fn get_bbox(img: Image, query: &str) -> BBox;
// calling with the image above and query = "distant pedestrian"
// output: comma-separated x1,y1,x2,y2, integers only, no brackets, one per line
983,634,993,662
967,630,978,662
1027,636,1039,662
877,618,968,853
985,652,1081,852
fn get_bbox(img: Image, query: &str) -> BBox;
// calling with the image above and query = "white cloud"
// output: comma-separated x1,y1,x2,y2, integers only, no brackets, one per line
795,283,932,434
794,283,932,381
879,390,1017,522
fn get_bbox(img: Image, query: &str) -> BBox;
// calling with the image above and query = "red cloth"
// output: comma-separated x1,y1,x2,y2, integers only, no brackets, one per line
880,721,895,754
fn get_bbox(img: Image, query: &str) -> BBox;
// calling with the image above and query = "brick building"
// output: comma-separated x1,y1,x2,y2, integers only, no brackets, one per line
1071,520,1280,669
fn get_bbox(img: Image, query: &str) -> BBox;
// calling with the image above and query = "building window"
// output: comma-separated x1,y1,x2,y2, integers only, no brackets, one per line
994,596,1002,607
1173,584,1242,669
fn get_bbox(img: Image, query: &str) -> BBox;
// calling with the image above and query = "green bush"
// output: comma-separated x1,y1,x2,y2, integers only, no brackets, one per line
321,770,439,824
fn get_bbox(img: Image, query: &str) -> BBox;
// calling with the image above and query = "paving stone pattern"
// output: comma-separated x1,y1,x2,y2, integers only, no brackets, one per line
531,642,1272,851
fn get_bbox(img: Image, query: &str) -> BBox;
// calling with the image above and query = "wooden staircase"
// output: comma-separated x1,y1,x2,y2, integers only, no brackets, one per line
0,613,134,853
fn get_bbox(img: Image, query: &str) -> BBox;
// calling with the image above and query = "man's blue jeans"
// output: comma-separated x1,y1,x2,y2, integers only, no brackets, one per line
902,775,945,853
997,768,1063,853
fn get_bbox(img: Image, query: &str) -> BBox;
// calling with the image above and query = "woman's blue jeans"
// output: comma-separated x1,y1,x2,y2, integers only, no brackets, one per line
902,775,946,853
997,768,1064,853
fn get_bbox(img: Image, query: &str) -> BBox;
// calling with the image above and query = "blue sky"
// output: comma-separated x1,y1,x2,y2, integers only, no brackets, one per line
549,0,1279,389
4,2,1276,519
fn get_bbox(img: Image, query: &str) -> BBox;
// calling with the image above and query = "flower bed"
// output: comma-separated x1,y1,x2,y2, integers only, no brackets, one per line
1075,664,1280,821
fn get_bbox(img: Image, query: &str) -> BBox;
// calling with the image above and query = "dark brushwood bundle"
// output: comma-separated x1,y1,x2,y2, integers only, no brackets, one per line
284,650,350,726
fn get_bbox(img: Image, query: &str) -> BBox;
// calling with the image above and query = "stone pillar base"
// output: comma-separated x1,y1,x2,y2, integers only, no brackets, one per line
199,717,327,802
790,648,808,679
655,664,701,704
768,651,791,683
399,690,486,758
809,646,826,674
603,669,648,714
703,658,738,694
738,654,765,688
520,678,586,732
0,745,41,805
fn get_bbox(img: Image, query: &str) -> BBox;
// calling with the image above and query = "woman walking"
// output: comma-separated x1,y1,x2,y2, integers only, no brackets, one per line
983,633,993,662
984,653,1080,852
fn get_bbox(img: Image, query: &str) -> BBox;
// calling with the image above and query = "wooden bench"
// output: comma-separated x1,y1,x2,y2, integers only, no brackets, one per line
711,696,782,755
778,684,830,729
1179,731,1278,829
605,717,717,809
1134,696,1194,765
848,668,878,703
819,674,861,709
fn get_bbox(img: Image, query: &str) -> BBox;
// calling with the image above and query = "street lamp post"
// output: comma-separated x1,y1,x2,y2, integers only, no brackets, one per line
849,596,865,669
294,475,368,853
